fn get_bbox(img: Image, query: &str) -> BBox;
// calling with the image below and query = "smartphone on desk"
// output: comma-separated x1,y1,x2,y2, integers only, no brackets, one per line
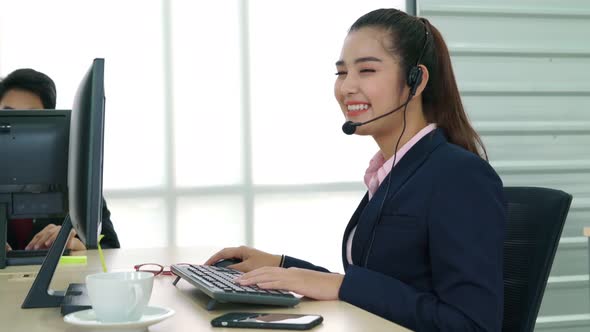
211,312,323,330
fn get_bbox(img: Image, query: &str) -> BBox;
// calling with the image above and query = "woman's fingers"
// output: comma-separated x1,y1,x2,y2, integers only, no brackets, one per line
227,261,250,272
238,267,283,284
257,280,285,290
204,247,242,265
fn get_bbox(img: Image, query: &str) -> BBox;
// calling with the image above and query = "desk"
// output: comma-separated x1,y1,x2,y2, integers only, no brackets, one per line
0,247,409,332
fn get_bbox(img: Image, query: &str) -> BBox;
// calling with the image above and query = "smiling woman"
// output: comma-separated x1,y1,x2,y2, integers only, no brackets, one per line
206,8,506,331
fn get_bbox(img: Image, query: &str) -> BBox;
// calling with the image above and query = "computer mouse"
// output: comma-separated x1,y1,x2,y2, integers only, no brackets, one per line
213,258,242,268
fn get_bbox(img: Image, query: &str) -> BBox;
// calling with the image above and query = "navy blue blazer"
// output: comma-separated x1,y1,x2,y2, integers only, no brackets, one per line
284,129,506,331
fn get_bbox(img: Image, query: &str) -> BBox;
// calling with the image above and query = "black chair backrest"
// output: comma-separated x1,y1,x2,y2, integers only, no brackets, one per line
502,187,572,332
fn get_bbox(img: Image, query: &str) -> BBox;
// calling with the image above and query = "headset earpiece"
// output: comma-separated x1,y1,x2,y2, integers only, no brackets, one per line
407,66,423,97
405,18,431,99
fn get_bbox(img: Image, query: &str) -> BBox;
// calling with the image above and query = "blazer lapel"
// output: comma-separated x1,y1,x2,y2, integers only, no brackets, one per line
341,193,369,269
347,129,446,267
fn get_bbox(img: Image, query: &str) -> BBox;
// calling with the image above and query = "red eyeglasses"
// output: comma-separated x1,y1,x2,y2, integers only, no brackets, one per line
134,263,191,276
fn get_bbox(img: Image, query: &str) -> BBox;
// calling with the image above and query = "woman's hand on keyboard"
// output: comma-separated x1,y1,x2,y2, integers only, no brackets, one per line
236,266,344,301
204,246,282,272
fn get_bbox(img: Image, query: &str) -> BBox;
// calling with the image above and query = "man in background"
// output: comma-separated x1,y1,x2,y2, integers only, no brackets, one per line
0,68,120,250
0,68,55,109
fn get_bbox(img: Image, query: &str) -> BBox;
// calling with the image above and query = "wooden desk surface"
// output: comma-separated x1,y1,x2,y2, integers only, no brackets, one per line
0,247,409,332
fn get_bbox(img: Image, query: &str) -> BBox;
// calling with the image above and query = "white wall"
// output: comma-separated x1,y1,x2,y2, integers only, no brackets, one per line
416,0,590,329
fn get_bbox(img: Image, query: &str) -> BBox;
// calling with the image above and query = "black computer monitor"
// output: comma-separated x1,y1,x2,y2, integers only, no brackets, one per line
0,110,70,268
69,58,106,249
21,58,107,312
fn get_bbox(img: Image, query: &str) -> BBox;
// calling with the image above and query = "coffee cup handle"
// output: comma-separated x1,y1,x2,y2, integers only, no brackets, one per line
126,284,143,318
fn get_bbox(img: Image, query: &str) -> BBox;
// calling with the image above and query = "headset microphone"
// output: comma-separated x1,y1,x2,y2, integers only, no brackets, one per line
341,98,412,135
341,121,358,135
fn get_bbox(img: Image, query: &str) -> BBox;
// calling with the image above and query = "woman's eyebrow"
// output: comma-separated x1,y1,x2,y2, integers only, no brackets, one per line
335,56,383,66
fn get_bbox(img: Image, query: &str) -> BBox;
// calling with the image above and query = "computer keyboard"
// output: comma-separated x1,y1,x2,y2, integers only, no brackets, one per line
7,248,71,258
5,248,72,266
171,264,300,308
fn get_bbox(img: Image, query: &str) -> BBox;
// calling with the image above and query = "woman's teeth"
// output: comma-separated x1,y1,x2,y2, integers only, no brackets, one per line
347,104,369,112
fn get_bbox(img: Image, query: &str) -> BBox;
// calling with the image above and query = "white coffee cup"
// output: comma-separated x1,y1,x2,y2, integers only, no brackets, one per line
86,271,154,322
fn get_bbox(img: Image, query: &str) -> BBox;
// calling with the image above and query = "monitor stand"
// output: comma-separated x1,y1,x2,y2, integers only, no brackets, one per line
61,283,92,315
21,215,92,314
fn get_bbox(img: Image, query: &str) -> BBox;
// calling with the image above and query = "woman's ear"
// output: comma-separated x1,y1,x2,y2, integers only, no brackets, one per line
413,64,429,97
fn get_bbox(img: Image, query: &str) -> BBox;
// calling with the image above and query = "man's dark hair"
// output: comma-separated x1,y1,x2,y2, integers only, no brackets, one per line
0,68,57,109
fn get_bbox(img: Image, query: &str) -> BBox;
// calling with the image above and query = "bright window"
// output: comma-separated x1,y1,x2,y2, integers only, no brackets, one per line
0,0,404,269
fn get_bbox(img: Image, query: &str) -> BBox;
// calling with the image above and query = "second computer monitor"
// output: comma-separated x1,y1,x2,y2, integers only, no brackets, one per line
0,110,69,215
0,110,70,268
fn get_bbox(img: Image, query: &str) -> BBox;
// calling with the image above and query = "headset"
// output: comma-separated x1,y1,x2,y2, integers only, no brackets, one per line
361,18,432,268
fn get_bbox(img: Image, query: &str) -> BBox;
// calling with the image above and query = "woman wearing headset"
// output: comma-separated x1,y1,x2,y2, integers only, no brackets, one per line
206,8,506,331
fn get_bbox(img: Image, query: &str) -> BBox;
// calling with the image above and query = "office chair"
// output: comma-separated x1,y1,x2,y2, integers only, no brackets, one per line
502,187,573,332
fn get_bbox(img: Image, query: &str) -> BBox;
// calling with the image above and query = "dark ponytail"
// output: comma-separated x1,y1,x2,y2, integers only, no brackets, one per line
350,9,487,159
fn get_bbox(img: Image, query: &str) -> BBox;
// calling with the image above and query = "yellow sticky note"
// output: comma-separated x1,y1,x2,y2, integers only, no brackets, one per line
59,256,87,265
